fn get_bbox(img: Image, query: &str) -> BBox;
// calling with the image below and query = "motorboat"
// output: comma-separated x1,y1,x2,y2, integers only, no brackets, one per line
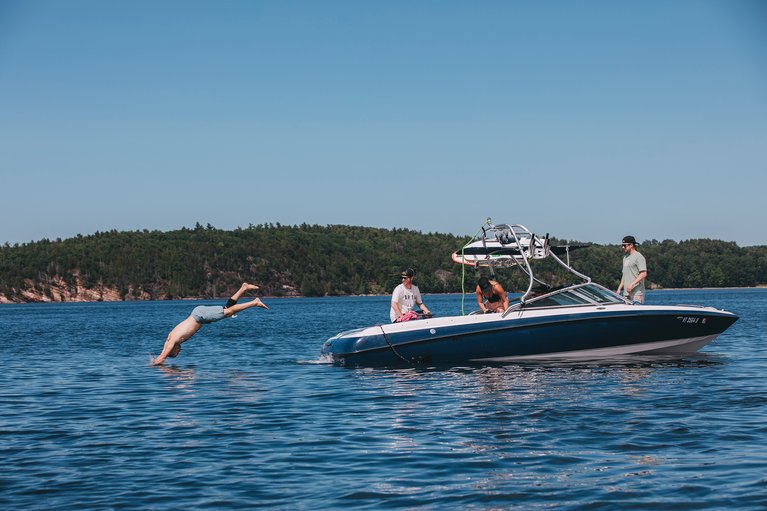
320,222,739,366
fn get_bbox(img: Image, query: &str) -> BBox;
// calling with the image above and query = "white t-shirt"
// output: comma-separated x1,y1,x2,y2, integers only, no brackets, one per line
390,283,423,322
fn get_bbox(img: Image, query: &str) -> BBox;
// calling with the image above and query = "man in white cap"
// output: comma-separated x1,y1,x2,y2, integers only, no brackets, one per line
390,268,431,322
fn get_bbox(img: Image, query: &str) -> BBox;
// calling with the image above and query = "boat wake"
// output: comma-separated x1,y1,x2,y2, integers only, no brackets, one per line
297,354,335,365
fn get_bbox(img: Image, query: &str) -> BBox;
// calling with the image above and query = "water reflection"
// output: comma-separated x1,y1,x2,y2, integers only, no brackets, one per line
157,365,197,394
363,354,724,398
220,370,267,404
350,355,730,467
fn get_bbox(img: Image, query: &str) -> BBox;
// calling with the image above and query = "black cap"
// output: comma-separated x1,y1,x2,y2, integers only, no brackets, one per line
477,276,491,290
622,235,637,245
401,268,415,278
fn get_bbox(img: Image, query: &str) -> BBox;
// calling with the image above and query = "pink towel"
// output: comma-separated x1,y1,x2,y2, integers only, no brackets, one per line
395,311,419,323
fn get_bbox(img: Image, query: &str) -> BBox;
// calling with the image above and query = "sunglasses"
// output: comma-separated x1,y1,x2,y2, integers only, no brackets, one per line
401,276,411,280
621,243,631,247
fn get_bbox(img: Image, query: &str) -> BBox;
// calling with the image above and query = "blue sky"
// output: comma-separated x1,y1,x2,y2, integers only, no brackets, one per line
2,0,765,246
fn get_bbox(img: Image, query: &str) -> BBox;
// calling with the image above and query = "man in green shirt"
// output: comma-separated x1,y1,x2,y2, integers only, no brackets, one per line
617,235,648,303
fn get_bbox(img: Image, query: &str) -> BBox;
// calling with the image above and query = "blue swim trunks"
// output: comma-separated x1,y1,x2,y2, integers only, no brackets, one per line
191,305,226,324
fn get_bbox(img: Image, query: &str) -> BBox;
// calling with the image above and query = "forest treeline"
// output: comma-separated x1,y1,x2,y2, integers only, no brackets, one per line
1,223,765,302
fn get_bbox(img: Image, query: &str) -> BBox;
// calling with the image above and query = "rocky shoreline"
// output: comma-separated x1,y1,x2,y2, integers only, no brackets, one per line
0,275,150,304
0,273,303,304
3,282,765,305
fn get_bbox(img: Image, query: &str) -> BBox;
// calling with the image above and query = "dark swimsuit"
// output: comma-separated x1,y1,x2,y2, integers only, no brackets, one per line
484,291,501,304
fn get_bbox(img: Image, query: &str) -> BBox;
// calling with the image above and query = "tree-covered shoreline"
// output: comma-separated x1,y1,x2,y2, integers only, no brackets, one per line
1,223,765,303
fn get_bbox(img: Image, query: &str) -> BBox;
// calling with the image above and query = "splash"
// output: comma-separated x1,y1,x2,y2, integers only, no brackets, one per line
297,354,335,365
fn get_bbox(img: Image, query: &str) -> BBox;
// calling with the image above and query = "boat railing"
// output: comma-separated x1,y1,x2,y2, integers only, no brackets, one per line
460,220,621,316
486,222,593,306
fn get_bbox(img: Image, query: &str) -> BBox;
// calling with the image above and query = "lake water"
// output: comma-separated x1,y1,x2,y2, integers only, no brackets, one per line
1,289,766,510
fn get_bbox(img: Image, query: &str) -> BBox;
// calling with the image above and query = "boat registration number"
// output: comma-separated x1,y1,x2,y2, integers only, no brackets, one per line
677,316,707,324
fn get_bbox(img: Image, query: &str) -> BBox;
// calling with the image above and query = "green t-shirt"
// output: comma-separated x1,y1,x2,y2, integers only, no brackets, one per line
622,251,647,295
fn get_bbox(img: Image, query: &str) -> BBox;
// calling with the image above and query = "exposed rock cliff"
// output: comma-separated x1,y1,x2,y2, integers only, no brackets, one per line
0,272,151,303
0,271,301,303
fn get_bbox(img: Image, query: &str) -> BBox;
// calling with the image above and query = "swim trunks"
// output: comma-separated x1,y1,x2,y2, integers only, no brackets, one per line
191,305,226,324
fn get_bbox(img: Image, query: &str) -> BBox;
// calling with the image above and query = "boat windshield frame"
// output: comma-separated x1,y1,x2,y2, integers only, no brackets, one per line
502,282,627,316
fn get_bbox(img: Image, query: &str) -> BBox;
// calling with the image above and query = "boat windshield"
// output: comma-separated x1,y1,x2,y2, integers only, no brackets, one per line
515,284,624,310
571,284,624,304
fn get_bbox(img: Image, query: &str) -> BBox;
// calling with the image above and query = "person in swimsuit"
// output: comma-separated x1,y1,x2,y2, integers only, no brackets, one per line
151,283,268,365
476,276,509,313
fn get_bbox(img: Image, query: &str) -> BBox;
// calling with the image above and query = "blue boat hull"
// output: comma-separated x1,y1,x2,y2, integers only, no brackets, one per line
321,307,738,367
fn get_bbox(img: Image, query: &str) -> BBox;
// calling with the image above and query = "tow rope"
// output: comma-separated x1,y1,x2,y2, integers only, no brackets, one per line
379,325,413,364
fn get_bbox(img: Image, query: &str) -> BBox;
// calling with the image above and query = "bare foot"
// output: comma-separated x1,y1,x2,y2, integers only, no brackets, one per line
252,298,268,309
241,283,260,292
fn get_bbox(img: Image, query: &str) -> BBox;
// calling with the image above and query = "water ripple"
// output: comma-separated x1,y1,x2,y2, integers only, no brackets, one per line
1,291,766,509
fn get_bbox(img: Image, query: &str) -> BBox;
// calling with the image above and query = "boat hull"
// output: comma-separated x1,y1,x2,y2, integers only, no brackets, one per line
321,305,738,367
